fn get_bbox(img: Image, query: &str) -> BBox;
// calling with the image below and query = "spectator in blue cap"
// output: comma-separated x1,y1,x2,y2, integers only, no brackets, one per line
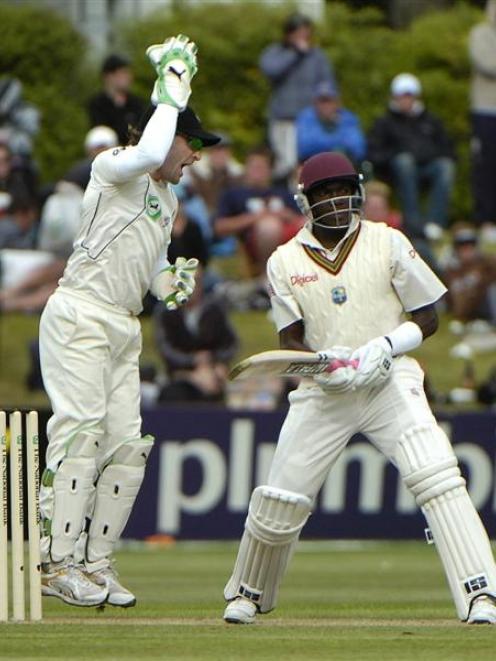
295,80,366,165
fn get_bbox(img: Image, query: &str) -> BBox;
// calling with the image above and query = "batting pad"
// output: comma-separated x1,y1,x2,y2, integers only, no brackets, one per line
86,436,154,562
396,424,496,620
224,485,312,613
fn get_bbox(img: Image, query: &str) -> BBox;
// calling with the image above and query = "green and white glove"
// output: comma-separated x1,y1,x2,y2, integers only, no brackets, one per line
146,34,198,110
151,257,199,310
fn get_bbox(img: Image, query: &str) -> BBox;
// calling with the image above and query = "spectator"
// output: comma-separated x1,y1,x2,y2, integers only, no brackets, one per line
443,223,496,326
259,12,335,181
0,127,118,313
168,201,209,269
88,54,145,145
468,0,496,240
172,180,214,247
0,142,37,202
154,265,239,403
187,132,243,258
296,80,366,165
363,180,402,229
0,196,38,250
367,73,456,242
214,146,304,278
188,132,243,216
62,125,118,190
0,191,10,220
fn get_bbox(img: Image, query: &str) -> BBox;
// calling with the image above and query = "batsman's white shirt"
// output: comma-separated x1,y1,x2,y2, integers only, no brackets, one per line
265,219,449,497
268,219,446,348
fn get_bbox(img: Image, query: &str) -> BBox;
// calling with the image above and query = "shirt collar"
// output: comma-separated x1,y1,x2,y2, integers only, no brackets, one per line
297,215,361,254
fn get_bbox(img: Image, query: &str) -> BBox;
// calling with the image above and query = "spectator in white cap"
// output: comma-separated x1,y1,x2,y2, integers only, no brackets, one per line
62,125,119,191
295,79,366,164
366,72,456,269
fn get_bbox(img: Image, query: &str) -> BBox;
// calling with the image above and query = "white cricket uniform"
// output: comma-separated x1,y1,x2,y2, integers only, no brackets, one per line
39,104,178,473
266,218,447,496
225,217,496,621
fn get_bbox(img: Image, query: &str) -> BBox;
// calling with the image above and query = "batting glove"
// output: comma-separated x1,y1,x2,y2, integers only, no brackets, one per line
317,345,353,364
151,257,199,310
314,364,357,393
351,337,393,390
146,34,198,110
313,345,358,393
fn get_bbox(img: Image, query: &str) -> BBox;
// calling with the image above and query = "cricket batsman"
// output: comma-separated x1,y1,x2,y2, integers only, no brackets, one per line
38,34,220,607
223,152,496,625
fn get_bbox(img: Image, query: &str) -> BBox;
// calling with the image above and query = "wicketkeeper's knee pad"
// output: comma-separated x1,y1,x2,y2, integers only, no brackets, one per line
41,431,101,562
86,435,154,562
395,424,496,620
224,485,312,613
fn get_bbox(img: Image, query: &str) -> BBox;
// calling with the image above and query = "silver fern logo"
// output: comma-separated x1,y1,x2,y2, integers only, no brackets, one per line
146,195,162,221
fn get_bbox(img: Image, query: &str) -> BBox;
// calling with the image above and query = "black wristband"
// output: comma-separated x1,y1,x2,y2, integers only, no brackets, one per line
384,336,393,350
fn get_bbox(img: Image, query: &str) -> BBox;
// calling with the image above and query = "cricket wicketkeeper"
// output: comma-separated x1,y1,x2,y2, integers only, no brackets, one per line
38,34,220,607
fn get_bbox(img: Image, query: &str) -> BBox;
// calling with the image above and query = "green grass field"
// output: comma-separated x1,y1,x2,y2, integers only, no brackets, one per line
1,541,496,660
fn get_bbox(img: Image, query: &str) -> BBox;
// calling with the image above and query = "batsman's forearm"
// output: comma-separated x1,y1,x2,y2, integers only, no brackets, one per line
278,319,310,353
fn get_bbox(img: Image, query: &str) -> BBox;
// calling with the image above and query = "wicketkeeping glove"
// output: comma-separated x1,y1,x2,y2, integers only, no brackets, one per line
146,34,198,110
151,257,199,310
351,337,393,390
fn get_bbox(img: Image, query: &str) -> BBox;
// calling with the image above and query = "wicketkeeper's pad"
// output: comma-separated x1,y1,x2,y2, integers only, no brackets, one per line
86,435,154,562
42,431,101,562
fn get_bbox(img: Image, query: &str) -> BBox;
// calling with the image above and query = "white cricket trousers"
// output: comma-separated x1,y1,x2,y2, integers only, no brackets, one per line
268,356,442,497
39,288,142,473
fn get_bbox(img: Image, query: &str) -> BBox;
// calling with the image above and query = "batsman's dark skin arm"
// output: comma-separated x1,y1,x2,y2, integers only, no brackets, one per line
278,304,439,352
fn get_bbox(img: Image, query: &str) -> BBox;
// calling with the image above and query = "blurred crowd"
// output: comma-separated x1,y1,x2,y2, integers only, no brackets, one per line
2,5,496,409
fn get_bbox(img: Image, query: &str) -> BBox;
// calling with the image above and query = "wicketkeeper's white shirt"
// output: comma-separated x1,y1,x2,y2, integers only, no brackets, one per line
267,218,447,351
59,104,178,315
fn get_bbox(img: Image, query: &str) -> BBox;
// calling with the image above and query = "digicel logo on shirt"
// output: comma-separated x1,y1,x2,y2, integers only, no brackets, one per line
290,273,318,286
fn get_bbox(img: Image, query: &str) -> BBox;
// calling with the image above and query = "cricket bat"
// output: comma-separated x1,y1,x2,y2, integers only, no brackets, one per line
229,350,358,380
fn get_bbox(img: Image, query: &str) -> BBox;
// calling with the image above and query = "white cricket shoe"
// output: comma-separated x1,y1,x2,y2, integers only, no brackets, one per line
224,597,258,624
41,561,108,607
86,560,136,608
468,595,496,624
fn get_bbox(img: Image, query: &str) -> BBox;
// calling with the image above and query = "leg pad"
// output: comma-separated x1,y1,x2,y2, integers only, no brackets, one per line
86,436,154,562
224,485,312,613
396,424,496,620
49,457,97,562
